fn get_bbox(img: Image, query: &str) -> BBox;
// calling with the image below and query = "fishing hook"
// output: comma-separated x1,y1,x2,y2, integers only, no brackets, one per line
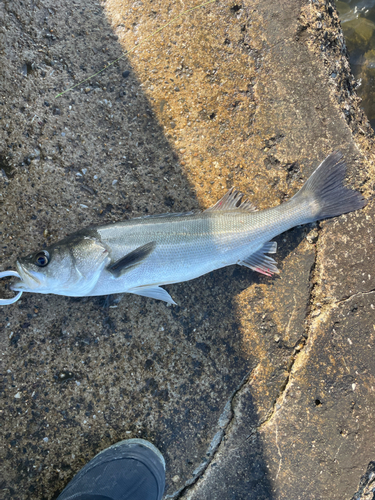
0,271,23,305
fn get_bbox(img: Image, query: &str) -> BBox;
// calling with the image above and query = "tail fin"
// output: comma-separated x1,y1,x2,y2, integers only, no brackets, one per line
292,151,366,222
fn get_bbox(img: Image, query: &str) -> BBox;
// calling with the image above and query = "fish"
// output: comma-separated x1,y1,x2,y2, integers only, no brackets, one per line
0,152,366,306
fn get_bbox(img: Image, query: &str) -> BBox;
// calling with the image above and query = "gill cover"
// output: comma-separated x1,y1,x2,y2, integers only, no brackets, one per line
12,233,110,296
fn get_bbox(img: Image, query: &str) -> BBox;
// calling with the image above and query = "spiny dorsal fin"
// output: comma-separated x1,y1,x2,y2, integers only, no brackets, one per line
204,188,257,213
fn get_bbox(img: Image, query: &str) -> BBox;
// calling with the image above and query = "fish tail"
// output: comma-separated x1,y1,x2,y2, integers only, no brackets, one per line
292,151,366,221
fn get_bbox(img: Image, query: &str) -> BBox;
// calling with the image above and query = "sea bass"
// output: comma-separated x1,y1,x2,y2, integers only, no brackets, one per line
0,152,366,306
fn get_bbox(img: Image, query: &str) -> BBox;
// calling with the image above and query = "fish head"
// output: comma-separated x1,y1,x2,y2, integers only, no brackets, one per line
11,231,110,296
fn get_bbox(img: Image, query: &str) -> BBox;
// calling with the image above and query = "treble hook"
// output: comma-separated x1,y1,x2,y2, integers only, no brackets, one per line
0,270,23,305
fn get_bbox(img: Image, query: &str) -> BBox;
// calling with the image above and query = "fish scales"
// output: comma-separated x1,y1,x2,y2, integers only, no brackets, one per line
0,152,366,306
92,210,280,295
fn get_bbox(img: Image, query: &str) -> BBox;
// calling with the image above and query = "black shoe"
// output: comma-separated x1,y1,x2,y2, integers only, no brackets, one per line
57,438,165,500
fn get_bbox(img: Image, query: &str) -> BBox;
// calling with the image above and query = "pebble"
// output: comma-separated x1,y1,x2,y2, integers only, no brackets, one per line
112,179,118,186
14,392,21,399
122,70,130,78
43,437,49,443
306,229,319,244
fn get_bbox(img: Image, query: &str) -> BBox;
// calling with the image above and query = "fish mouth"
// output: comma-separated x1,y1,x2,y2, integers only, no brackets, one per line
10,262,42,291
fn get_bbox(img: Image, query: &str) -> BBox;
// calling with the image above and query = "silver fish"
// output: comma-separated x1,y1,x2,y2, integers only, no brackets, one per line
0,152,366,306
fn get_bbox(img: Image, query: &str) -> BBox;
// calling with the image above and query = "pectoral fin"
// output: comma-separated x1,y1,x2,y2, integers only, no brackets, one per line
108,241,156,278
128,285,177,305
240,241,279,276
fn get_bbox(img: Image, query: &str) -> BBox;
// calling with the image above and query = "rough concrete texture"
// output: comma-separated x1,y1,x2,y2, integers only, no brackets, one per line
0,0,374,499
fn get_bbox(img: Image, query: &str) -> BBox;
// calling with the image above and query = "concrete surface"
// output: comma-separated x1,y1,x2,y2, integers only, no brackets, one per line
0,0,374,499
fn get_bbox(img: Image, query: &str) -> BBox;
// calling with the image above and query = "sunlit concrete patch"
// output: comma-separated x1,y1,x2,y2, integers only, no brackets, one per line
103,0,280,209
314,205,375,304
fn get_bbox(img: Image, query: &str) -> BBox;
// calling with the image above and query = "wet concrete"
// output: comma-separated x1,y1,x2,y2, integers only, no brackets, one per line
0,0,374,499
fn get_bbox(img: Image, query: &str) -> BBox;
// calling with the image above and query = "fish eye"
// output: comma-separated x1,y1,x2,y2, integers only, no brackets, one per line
35,251,50,267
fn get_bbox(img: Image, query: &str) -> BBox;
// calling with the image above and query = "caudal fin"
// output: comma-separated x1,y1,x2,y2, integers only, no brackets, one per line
293,151,366,221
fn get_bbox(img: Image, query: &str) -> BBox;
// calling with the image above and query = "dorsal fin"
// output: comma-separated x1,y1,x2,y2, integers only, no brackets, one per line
204,188,257,213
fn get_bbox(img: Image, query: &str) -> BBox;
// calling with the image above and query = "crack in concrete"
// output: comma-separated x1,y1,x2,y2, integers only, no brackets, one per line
254,337,307,433
275,420,282,479
171,336,311,498
166,367,257,499
337,288,375,304
247,229,320,432
170,237,322,498
167,228,374,497
255,258,375,435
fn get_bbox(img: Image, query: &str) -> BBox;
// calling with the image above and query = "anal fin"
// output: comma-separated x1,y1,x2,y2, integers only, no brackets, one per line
240,241,279,276
108,241,156,278
128,285,177,305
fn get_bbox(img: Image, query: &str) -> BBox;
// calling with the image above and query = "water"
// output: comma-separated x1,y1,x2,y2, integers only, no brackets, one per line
336,0,375,128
